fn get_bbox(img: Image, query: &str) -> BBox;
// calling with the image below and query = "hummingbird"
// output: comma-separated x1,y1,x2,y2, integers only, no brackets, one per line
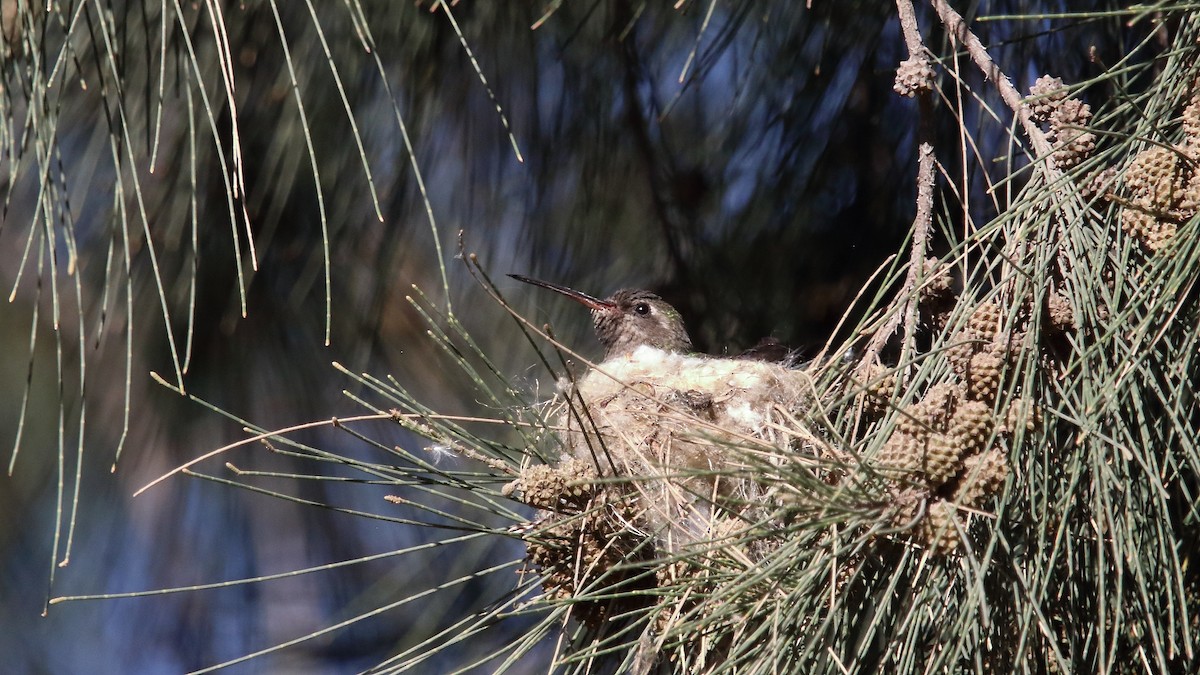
508,274,694,359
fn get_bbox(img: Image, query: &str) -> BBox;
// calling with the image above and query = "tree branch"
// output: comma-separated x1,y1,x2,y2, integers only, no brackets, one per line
862,2,938,364
929,0,1055,160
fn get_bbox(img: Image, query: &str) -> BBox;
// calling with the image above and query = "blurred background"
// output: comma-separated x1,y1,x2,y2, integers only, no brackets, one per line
0,2,1146,672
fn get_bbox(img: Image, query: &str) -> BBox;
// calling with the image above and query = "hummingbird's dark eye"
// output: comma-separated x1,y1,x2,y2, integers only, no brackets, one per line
634,302,651,315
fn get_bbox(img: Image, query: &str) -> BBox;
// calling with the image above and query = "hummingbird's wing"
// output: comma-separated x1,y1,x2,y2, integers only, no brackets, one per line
735,337,796,364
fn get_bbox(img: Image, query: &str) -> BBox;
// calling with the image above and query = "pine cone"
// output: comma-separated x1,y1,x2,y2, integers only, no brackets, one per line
953,449,1009,508
1120,207,1156,241
922,432,963,486
878,432,924,476
967,302,1003,342
1143,220,1178,254
951,400,994,455
859,363,897,419
1001,398,1042,435
966,348,1005,402
1028,75,1067,124
1125,146,1192,217
920,500,962,554
1049,99,1094,169
1047,293,1075,332
918,257,954,301
894,56,937,97
1081,166,1118,201
912,382,960,433
1183,93,1200,142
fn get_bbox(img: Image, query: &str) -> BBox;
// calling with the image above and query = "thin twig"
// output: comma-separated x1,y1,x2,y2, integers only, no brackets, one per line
862,144,935,363
896,0,926,62
902,144,935,364
896,0,937,139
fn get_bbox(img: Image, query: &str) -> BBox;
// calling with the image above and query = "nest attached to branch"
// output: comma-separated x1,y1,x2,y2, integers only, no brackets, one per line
504,345,819,634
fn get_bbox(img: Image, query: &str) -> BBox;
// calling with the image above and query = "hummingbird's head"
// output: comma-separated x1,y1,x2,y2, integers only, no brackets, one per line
596,289,693,357
509,275,693,358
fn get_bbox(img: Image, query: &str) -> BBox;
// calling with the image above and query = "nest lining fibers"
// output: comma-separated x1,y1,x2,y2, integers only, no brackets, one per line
514,346,820,556
504,346,819,634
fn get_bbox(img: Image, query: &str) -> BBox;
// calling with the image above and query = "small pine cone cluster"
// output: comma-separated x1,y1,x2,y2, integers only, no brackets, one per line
857,362,897,419
879,383,992,489
1183,92,1200,145
941,303,1015,427
908,381,958,434
1049,98,1096,170
894,55,936,98
913,449,1009,555
1142,220,1179,252
950,400,994,455
1026,75,1096,169
503,459,596,511
1027,75,1067,123
523,490,646,626
1120,144,1198,253
965,347,1006,402
952,448,1009,508
1046,292,1076,332
876,382,1011,556
881,383,961,485
885,445,1011,556
919,500,962,554
655,557,689,590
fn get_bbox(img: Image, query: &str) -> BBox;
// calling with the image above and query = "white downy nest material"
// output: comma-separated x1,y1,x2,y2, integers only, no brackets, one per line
555,345,815,551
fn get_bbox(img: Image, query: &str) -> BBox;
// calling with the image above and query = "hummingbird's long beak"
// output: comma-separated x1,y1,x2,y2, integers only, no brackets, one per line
508,274,615,311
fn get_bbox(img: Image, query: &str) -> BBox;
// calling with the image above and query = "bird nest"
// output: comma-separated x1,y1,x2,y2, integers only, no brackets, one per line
503,346,824,636
501,340,1017,647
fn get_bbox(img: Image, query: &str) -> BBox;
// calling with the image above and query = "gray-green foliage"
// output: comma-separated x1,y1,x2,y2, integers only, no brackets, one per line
345,8,1200,674
3,1,1198,672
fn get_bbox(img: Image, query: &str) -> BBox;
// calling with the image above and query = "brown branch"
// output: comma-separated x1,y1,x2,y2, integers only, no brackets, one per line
896,0,936,132
864,144,935,363
862,3,938,364
928,0,1055,161
864,0,1064,364
902,143,935,355
896,0,926,59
